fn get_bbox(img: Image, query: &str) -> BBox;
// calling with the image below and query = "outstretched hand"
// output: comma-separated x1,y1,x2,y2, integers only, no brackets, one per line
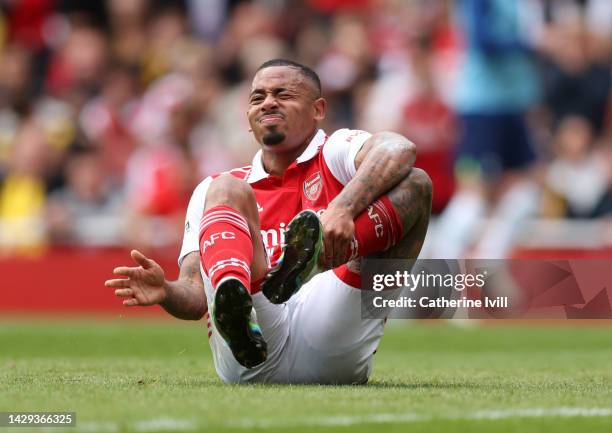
105,250,167,307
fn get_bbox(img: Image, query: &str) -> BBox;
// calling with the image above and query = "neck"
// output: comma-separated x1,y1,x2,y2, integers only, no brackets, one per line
261,129,318,177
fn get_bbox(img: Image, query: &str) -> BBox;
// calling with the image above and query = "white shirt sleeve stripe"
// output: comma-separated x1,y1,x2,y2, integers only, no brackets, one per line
322,128,372,186
178,177,212,266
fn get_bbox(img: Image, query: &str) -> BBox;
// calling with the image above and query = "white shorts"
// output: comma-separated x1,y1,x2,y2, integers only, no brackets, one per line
202,268,390,384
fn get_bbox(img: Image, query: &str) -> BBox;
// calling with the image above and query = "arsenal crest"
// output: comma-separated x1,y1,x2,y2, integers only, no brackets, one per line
303,171,323,201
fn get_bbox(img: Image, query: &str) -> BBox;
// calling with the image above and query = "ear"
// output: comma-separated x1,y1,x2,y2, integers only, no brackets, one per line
313,98,326,122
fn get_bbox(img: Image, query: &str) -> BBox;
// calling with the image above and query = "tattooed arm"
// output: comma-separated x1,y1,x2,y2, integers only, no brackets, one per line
334,131,415,215
160,252,207,319
106,250,207,320
320,131,417,267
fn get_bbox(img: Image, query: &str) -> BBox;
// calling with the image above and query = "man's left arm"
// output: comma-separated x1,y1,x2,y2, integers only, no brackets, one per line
320,131,416,267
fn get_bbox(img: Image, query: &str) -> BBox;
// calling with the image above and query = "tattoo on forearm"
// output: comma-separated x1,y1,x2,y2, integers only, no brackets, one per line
371,169,432,260
162,252,206,320
332,134,415,217
182,256,202,284
388,172,430,232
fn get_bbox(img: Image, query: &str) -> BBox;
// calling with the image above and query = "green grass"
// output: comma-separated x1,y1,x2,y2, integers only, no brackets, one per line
1,319,612,432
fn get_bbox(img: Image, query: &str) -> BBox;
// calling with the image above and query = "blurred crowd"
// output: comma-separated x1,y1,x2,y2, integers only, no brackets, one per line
0,0,610,258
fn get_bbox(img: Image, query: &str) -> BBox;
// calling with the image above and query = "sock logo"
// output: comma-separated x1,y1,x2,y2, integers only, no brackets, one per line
201,231,236,252
367,205,384,238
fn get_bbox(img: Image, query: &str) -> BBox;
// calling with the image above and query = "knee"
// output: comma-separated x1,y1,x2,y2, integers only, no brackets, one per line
206,174,257,211
408,168,433,206
393,168,432,212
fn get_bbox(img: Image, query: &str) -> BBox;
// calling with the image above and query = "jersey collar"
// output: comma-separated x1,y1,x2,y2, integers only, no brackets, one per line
246,129,326,184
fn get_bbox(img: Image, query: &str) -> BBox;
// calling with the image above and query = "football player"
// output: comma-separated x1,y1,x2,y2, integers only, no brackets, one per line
106,59,432,384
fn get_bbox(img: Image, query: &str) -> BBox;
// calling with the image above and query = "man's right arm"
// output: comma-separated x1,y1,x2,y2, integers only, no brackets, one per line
160,251,207,320
107,178,211,319
106,249,207,320
145,176,211,319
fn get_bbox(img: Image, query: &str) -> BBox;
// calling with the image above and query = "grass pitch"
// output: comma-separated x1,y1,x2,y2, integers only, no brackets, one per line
1,318,612,433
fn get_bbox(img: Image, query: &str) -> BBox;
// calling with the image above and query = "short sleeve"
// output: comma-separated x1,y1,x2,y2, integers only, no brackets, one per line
178,177,212,266
322,128,372,185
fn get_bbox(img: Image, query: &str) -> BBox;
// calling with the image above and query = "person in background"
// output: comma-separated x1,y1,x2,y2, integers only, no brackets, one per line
541,116,612,219
0,119,50,255
46,145,124,246
397,38,456,215
430,0,541,259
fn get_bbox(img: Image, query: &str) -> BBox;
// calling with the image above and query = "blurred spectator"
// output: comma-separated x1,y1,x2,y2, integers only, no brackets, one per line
177,41,237,177
0,0,610,258
107,0,147,67
46,145,124,245
541,116,612,218
396,40,456,214
0,43,33,111
361,0,461,131
45,24,108,98
5,0,55,52
123,139,191,251
79,63,139,183
124,68,196,251
214,1,278,84
430,0,541,259
140,5,187,85
186,0,228,41
362,2,460,214
0,107,20,175
0,119,50,255
538,1,611,133
33,97,76,182
0,44,32,172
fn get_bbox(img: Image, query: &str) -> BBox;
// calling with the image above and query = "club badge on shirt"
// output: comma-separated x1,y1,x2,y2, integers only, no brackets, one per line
303,171,323,202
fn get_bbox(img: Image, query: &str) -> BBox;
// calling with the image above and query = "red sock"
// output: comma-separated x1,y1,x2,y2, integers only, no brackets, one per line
347,195,403,260
199,205,253,291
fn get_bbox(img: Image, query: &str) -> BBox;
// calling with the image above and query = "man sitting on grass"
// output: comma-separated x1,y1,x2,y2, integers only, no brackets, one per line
106,59,432,384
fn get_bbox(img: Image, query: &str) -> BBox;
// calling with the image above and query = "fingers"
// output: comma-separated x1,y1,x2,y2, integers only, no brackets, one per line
114,288,134,298
109,284,139,307
105,278,131,288
114,288,139,307
322,238,348,268
109,252,155,308
113,266,138,277
329,239,349,268
123,298,139,307
112,252,155,277
131,249,155,269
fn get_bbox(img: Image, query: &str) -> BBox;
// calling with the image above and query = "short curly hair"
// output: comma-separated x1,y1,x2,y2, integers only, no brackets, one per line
256,59,321,97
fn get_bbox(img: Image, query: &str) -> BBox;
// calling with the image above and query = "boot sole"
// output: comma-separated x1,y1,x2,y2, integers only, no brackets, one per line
262,210,322,304
213,278,267,368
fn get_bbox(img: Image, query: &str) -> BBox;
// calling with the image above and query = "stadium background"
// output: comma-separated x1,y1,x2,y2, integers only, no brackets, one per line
0,0,610,313
1,1,612,432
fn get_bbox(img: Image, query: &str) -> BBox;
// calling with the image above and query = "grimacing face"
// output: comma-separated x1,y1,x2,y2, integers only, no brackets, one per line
247,66,325,153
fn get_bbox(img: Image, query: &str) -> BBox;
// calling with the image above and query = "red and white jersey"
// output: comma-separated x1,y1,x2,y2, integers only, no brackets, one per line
179,128,371,286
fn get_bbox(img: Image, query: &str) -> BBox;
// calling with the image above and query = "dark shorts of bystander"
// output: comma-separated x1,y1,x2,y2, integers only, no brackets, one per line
455,112,536,178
